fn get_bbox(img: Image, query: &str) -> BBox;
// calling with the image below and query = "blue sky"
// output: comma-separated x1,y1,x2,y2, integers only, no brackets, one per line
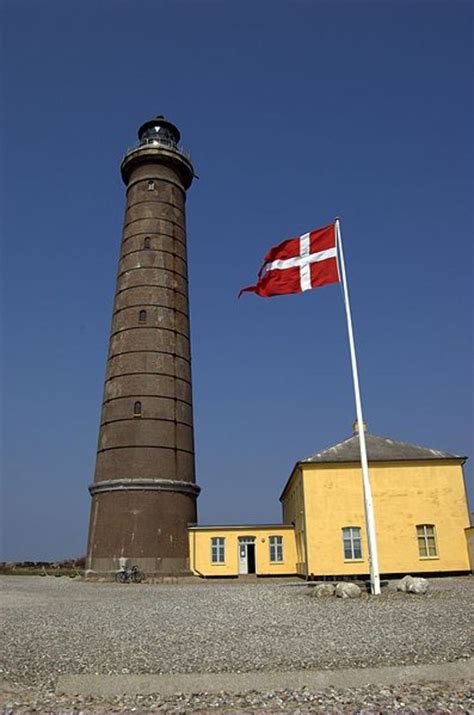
1,0,472,560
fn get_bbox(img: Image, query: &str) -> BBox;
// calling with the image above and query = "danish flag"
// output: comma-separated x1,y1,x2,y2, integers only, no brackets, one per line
239,223,340,298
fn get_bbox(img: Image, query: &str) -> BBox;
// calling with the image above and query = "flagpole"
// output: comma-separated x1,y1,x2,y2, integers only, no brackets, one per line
335,218,381,596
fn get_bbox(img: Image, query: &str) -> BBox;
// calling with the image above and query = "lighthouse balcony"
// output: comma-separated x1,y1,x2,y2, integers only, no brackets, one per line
124,136,191,161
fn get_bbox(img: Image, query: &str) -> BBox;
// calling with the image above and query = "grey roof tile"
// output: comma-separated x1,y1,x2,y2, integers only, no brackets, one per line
302,432,464,463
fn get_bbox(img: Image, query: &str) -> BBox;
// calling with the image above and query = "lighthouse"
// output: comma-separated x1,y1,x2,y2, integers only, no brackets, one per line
86,116,200,576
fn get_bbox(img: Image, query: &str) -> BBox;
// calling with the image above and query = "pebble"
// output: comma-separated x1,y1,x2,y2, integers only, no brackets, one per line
1,681,473,713
0,575,472,712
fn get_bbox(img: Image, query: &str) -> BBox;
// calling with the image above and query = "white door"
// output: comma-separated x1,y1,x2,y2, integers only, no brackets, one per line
238,543,248,574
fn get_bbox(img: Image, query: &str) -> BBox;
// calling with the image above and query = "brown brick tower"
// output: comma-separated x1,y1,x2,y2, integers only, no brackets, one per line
86,116,200,576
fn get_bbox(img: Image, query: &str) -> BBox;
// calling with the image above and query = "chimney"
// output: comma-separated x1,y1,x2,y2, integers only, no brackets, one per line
352,420,368,435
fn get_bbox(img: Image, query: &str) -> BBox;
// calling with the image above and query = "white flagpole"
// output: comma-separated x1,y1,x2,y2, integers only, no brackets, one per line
335,218,381,595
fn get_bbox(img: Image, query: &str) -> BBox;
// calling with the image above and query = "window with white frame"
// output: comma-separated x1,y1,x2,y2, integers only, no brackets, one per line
269,535,283,562
211,537,225,563
342,527,362,560
416,524,438,557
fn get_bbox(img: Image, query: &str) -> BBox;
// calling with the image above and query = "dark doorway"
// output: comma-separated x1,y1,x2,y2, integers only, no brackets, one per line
247,544,256,574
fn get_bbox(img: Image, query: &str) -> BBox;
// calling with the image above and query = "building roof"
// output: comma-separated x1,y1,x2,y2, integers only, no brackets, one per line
188,524,294,531
279,428,466,502
302,431,464,464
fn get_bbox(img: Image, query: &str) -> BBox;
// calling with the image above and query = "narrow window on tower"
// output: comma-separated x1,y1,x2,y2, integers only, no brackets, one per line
139,309,147,323
147,181,155,191
143,237,151,250
133,401,142,417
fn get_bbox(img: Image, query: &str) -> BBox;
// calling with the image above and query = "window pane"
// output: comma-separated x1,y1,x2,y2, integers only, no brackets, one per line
343,527,362,560
418,540,427,557
211,537,224,563
416,525,437,557
270,536,283,562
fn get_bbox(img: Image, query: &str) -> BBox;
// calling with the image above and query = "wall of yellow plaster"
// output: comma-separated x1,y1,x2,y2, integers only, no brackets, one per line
465,526,474,572
281,469,307,577
300,461,470,576
188,527,297,577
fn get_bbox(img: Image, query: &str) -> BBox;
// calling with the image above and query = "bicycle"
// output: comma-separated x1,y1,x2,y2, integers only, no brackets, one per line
115,565,144,584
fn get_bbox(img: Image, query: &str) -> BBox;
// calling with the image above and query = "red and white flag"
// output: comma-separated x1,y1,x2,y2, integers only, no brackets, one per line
239,223,340,298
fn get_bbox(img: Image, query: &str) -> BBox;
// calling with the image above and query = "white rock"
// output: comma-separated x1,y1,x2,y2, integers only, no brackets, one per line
397,575,414,592
335,582,362,599
310,583,335,598
407,577,429,594
397,575,429,594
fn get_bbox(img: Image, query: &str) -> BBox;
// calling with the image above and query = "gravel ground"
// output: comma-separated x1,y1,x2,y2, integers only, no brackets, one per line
1,575,473,712
1,680,473,713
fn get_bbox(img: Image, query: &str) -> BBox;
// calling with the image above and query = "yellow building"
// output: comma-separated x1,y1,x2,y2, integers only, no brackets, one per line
189,424,471,579
189,525,297,578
